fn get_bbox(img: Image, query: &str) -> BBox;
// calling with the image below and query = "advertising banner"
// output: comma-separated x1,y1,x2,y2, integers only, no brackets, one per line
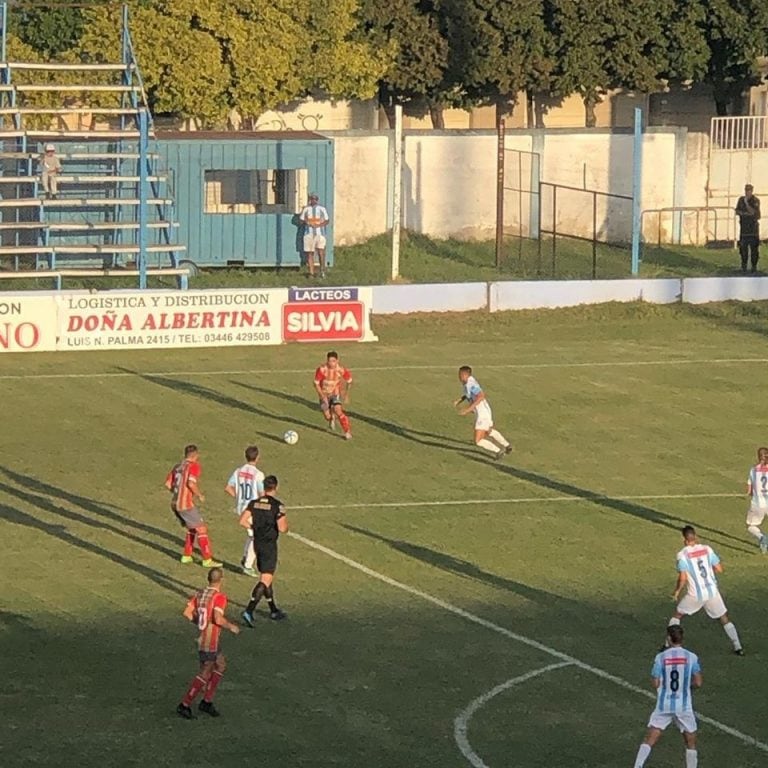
0,295,57,353
56,289,286,351
282,287,377,343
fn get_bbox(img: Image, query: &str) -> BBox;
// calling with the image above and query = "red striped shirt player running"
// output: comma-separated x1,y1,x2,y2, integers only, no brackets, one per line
314,350,353,439
165,444,222,568
177,567,240,719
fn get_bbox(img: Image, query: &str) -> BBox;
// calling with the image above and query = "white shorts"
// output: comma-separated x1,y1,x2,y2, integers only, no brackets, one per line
676,592,727,619
474,402,493,432
303,233,327,252
746,505,767,527
648,711,697,733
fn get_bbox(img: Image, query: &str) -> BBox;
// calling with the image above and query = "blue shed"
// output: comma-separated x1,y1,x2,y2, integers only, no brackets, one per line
156,131,334,268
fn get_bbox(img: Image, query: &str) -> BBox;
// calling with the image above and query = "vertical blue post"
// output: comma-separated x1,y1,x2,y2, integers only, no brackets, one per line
631,107,643,275
138,108,148,289
121,4,129,66
1,2,7,68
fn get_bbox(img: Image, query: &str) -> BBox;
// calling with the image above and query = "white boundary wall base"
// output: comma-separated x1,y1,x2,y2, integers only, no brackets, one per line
682,276,768,304
372,282,488,314
489,279,681,311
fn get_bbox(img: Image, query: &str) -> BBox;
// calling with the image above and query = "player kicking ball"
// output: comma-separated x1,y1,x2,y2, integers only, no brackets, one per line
454,365,511,459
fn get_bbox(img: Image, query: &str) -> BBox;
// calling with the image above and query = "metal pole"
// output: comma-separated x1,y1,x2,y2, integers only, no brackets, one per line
138,108,148,289
390,104,402,281
495,118,505,268
1,2,7,67
631,107,643,274
122,4,130,65
592,191,597,279
552,184,557,277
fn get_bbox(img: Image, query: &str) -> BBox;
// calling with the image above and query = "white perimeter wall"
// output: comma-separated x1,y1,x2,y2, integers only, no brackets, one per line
331,129,701,246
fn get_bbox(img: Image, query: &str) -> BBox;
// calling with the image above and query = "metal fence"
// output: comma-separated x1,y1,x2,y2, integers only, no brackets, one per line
710,116,768,151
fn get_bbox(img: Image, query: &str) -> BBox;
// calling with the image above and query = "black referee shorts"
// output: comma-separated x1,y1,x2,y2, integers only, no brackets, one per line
256,542,278,574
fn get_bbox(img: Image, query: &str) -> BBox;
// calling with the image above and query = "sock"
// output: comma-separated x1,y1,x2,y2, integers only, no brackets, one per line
246,581,267,614
181,674,207,706
747,525,763,541
265,585,277,612
477,438,501,454
633,743,651,768
338,412,350,433
723,621,742,650
685,749,698,768
183,531,196,556
489,429,510,448
243,536,256,568
203,670,223,703
197,530,213,560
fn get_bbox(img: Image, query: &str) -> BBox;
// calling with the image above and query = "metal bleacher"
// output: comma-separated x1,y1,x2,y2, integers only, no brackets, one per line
0,3,186,288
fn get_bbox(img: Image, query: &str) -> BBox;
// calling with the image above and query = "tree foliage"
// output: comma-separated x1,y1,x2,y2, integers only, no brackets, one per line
5,0,768,126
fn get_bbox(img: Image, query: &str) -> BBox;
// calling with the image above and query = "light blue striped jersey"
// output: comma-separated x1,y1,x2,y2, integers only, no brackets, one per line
651,646,701,714
227,464,265,515
463,375,484,404
676,544,720,601
748,463,768,509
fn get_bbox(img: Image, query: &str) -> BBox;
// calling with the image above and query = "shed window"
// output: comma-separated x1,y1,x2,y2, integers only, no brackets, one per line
204,168,308,214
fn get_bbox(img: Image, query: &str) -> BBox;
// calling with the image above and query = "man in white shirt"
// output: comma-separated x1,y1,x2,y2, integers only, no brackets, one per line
224,445,265,576
39,143,62,199
299,193,330,278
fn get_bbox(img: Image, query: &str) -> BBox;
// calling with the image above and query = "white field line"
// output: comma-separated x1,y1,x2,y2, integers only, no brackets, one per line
2,356,768,381
454,662,575,768
289,531,768,756
292,492,741,511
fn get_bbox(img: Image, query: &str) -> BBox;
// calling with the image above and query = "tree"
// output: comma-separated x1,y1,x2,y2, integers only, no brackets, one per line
438,0,550,126
7,2,85,57
361,0,449,128
698,0,768,115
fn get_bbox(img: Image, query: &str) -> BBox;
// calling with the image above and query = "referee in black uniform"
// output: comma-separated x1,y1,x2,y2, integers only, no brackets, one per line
239,475,288,625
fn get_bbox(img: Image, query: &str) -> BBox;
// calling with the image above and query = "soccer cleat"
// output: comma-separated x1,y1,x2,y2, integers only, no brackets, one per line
734,648,745,656
760,536,768,554
344,432,352,440
504,444,513,455
241,610,256,628
176,703,196,720
242,567,258,577
198,700,221,717
202,558,223,568
269,608,287,621
180,555,194,564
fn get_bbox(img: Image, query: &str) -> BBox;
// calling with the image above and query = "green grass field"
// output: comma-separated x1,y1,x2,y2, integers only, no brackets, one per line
2,301,768,767
0,234,748,292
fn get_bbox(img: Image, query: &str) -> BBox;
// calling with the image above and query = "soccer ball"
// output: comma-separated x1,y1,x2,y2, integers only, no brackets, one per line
283,430,299,445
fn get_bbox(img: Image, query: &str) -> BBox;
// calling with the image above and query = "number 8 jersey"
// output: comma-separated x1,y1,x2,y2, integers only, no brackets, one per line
676,544,720,601
651,646,701,714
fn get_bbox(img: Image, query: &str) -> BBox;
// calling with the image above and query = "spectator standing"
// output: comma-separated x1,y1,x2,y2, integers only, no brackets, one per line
299,193,330,278
39,143,62,200
735,184,761,273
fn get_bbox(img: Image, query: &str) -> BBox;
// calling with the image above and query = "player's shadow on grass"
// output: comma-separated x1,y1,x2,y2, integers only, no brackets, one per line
342,524,584,612
0,465,179,546
474,459,753,555
121,369,325,440
234,382,472,450
0,501,194,598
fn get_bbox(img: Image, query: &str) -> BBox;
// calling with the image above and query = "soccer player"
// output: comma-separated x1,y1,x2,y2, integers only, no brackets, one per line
632,625,702,768
454,365,511,459
225,445,265,576
240,475,289,625
165,444,222,568
745,446,768,553
176,567,240,719
314,350,353,439
667,525,743,655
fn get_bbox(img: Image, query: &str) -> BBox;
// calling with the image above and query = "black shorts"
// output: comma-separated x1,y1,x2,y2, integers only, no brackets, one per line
198,650,218,664
255,542,278,574
320,395,343,410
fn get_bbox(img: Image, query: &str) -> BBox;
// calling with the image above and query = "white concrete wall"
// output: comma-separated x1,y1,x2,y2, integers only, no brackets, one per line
372,282,488,315
331,129,707,246
682,276,768,304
